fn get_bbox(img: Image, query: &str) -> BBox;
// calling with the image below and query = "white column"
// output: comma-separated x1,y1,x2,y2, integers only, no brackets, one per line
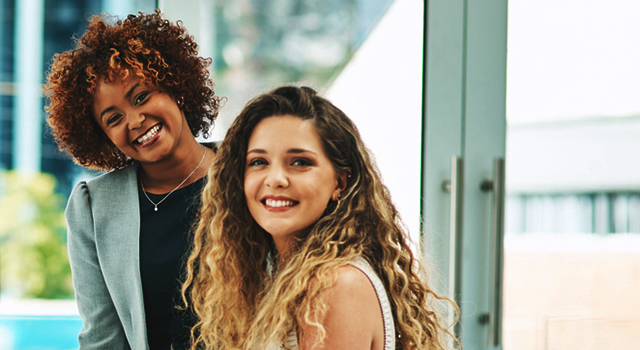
13,0,44,173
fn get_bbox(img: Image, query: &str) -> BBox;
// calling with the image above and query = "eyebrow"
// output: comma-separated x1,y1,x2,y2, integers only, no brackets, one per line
124,83,139,100
98,106,116,122
287,148,316,155
246,148,317,156
246,149,266,156
98,83,140,121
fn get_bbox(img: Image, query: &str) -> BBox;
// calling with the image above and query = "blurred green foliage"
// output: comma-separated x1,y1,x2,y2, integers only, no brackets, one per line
0,171,73,299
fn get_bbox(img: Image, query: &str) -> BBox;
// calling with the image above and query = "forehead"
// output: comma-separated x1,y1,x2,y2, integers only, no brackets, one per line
248,115,322,150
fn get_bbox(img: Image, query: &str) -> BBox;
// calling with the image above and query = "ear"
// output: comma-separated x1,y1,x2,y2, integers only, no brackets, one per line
332,169,350,201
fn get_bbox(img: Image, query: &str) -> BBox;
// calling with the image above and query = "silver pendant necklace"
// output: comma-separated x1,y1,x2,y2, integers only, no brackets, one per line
139,145,206,212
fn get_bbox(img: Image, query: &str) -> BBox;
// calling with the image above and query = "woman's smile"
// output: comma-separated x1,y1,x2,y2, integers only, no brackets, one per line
135,123,163,147
262,196,299,211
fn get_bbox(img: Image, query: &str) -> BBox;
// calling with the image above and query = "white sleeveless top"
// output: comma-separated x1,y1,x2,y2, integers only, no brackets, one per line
280,257,396,350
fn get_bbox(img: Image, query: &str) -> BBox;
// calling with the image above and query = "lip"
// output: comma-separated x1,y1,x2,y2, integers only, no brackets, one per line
260,195,299,212
134,123,162,148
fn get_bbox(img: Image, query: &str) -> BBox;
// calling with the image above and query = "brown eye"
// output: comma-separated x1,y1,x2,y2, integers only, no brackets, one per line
134,92,149,105
106,113,122,126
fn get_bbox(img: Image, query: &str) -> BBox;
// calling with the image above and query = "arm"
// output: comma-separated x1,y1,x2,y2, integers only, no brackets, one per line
298,265,385,350
66,182,131,349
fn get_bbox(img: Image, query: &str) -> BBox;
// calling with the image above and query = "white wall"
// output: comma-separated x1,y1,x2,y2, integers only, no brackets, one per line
327,0,424,245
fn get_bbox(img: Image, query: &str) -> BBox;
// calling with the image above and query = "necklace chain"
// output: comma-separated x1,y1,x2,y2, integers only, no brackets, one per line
139,145,206,212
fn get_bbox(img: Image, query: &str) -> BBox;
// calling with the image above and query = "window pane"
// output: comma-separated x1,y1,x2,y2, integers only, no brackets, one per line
504,0,640,348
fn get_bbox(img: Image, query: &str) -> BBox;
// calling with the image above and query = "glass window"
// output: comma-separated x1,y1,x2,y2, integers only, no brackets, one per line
504,0,640,348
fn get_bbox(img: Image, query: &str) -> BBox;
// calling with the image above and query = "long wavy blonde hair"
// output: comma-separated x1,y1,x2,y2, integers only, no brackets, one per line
182,86,459,349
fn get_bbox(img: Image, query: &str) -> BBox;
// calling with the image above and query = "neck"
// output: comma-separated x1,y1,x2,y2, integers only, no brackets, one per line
274,237,297,262
138,140,213,194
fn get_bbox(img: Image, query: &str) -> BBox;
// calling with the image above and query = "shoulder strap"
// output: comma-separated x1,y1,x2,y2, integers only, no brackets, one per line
348,257,396,350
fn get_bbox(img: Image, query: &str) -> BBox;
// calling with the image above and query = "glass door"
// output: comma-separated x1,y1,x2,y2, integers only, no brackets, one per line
503,0,640,349
422,1,508,349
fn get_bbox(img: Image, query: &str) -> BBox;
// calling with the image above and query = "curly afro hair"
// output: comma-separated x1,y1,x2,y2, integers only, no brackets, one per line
45,9,222,171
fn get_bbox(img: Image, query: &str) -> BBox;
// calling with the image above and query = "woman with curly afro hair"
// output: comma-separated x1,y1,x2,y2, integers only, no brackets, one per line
182,86,459,350
45,10,222,349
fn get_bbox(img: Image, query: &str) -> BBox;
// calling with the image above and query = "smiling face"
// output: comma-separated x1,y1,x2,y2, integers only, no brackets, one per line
244,115,346,256
91,71,191,165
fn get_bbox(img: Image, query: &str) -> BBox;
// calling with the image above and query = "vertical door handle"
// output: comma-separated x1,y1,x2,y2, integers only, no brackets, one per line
442,156,464,336
481,158,506,348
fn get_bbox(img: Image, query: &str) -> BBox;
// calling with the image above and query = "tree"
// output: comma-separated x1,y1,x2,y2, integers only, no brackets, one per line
0,171,73,299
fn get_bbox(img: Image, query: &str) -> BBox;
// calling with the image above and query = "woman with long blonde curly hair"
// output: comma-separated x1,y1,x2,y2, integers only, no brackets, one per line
183,86,458,350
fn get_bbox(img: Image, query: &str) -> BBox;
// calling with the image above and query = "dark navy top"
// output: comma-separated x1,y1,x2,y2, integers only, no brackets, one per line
138,176,205,350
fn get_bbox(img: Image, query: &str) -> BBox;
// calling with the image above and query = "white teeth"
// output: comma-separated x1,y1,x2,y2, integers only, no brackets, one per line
265,199,296,207
137,125,160,144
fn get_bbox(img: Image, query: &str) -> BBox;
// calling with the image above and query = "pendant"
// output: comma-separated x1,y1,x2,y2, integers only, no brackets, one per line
154,206,158,212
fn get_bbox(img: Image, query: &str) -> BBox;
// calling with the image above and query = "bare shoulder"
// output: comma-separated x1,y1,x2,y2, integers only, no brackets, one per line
331,264,377,297
298,264,384,350
327,264,382,326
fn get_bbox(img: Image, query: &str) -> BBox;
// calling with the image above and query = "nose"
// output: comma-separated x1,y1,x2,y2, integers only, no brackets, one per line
129,113,146,130
264,165,289,189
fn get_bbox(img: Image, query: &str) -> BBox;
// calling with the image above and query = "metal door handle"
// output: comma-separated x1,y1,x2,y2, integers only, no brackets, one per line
481,157,505,348
442,156,464,337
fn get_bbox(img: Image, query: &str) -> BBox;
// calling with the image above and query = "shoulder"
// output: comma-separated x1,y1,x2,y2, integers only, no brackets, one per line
326,264,381,319
331,264,376,296
67,180,90,213
66,165,138,215
65,180,94,242
298,264,383,349
87,164,138,188
307,263,379,307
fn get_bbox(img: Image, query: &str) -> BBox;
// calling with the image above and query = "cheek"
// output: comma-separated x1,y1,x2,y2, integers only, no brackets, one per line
319,174,338,197
101,126,123,144
244,174,258,200
307,179,335,209
161,95,183,116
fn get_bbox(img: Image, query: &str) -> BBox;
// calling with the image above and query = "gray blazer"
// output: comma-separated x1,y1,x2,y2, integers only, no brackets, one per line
66,164,148,349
